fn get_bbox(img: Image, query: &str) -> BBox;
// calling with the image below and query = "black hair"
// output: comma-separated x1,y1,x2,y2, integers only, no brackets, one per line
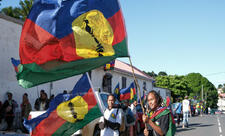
147,90,162,106
107,93,115,101
23,93,28,97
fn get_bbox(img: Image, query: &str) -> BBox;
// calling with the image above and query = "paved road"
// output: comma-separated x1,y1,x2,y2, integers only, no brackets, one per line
175,114,225,136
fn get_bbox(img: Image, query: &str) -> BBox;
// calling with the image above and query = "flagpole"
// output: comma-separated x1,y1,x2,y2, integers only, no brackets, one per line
86,72,104,114
128,57,145,112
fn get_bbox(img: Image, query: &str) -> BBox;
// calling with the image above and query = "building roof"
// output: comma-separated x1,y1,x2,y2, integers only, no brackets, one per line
114,59,154,81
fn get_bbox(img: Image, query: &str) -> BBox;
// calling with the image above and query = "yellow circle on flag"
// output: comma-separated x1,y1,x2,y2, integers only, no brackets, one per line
56,96,88,123
72,10,115,58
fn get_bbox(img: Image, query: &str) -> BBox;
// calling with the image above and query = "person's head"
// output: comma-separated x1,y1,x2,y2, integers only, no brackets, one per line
133,100,137,107
41,92,48,100
63,90,68,94
107,94,115,109
184,96,188,99
40,90,45,97
147,90,162,111
7,92,13,100
23,93,28,100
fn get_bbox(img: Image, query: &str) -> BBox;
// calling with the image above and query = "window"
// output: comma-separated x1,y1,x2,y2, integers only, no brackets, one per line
143,81,146,91
122,77,127,89
102,73,112,93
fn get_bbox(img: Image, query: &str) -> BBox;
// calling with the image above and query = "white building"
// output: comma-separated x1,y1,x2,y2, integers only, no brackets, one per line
152,87,171,100
0,14,156,109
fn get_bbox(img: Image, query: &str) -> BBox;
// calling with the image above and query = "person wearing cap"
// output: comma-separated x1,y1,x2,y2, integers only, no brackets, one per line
182,96,191,128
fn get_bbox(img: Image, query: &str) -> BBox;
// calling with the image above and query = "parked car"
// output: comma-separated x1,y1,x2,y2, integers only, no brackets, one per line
215,110,222,115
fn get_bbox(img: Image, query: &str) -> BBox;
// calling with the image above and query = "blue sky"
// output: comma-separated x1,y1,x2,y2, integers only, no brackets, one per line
1,0,225,87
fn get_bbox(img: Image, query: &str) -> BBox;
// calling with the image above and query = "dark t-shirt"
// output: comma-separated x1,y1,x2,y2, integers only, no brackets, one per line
147,113,169,136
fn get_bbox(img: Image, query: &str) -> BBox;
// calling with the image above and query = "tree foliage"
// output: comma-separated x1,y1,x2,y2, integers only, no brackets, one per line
158,71,167,76
0,0,33,20
153,72,218,108
155,75,190,99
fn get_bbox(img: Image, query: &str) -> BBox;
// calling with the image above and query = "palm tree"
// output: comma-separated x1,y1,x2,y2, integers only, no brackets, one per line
19,0,33,20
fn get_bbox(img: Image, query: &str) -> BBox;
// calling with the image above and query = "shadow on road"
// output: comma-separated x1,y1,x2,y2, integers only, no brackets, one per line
176,123,214,133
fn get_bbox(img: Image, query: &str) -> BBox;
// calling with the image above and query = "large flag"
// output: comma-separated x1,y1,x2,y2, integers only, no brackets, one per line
18,0,128,88
24,73,102,136
120,82,136,102
11,58,21,73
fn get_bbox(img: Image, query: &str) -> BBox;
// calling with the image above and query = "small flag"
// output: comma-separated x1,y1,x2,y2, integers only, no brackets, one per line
11,58,21,73
104,60,115,71
24,73,102,136
120,82,136,102
113,82,120,100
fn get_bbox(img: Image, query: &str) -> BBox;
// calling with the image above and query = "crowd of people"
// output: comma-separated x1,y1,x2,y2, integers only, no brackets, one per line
0,89,178,135
0,89,60,133
99,90,176,136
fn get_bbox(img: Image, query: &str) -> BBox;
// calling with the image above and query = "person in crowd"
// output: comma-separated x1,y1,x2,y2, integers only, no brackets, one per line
142,90,175,136
34,91,49,111
174,98,182,127
182,96,191,128
99,94,122,136
34,90,45,110
63,90,68,94
49,94,55,102
20,93,32,133
2,92,18,131
129,100,137,136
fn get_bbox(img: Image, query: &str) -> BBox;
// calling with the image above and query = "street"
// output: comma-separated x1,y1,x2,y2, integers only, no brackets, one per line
176,114,225,136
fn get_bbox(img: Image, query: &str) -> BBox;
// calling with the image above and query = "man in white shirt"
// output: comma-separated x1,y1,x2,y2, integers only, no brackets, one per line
182,96,191,128
99,94,122,136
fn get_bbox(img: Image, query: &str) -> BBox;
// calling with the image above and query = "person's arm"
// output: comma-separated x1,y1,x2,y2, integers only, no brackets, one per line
143,114,169,136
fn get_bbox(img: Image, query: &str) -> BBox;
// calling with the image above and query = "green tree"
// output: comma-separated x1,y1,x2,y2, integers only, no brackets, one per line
18,0,33,20
1,6,21,19
218,84,223,89
155,75,190,99
158,71,167,76
144,71,157,78
0,0,33,20
185,73,218,108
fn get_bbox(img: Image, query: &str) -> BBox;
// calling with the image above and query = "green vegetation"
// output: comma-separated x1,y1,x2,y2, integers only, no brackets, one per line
0,0,33,20
144,71,218,108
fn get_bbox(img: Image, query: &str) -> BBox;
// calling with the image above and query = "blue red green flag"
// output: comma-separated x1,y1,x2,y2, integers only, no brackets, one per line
18,0,129,88
113,82,120,100
24,73,102,136
104,60,115,71
120,82,136,102
11,58,21,73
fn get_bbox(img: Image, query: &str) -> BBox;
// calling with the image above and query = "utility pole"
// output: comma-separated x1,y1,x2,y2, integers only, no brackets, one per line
201,84,204,101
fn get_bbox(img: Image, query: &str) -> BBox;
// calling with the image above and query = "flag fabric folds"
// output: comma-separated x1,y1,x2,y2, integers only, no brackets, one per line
113,82,120,100
18,0,129,88
120,82,136,102
24,73,102,136
11,58,21,73
104,60,115,71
